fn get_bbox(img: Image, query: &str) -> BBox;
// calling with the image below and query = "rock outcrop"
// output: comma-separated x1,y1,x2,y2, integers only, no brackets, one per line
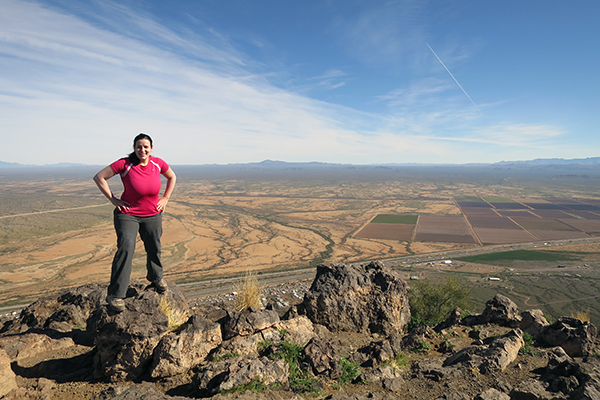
301,261,411,335
1,282,105,335
1,261,600,400
538,317,598,357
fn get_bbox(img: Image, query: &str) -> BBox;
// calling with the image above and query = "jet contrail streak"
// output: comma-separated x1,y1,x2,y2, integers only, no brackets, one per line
426,43,482,114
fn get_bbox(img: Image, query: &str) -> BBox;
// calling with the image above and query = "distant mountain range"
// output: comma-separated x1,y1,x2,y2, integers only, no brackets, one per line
0,161,89,168
494,157,600,166
1,157,599,169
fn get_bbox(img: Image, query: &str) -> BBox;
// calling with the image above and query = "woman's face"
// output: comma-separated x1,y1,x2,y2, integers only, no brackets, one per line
134,139,153,163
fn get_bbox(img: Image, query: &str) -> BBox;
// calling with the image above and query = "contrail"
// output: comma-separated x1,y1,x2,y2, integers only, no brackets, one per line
426,43,482,114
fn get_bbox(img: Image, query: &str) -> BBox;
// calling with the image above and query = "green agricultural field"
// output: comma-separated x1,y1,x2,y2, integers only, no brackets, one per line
454,196,483,202
457,249,582,264
371,214,418,224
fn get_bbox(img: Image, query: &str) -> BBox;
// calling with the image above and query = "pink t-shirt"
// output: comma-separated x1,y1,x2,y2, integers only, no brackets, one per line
110,156,169,217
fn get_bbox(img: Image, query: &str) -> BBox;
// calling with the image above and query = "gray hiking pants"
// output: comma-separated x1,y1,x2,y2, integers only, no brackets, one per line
108,209,163,299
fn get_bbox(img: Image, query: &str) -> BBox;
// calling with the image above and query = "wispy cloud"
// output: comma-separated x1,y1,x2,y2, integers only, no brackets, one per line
0,0,579,166
331,0,427,69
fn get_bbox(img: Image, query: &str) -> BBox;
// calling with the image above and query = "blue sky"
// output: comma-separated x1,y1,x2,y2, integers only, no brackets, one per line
1,0,599,166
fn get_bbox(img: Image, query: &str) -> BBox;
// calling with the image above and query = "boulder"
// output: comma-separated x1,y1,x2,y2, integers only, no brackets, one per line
214,333,262,360
539,317,598,357
510,379,554,400
149,315,222,379
520,309,549,337
0,332,76,362
434,308,463,332
196,357,289,395
401,323,437,351
303,337,341,378
212,315,315,362
87,282,190,381
474,388,510,400
360,365,403,386
480,294,521,327
91,382,189,399
540,351,600,398
301,261,411,335
1,282,105,334
221,306,280,340
0,349,17,398
479,329,524,374
354,339,395,367
414,357,463,381
271,316,316,347
443,329,524,374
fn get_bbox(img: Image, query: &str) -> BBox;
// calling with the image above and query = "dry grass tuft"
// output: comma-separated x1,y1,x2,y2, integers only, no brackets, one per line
159,295,189,332
234,271,263,311
571,309,591,322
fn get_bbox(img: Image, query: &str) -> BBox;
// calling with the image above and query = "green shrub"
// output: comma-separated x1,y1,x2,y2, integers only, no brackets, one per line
519,332,535,355
220,378,269,394
409,276,470,326
338,357,360,384
272,340,319,394
395,352,409,368
410,341,431,353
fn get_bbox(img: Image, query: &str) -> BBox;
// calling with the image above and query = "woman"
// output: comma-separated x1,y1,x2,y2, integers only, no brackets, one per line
93,133,176,312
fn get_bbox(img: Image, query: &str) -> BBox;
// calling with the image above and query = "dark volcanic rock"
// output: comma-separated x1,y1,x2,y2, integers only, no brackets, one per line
480,294,522,328
149,314,222,379
2,283,106,335
301,261,411,335
303,337,341,378
519,309,549,338
87,282,190,381
442,329,524,375
434,307,464,332
221,306,280,340
196,357,289,396
538,317,598,357
91,382,188,399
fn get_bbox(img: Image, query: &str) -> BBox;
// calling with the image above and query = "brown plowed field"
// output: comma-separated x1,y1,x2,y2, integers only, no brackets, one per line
354,222,414,241
522,203,568,210
488,202,529,210
511,217,579,231
472,227,537,244
417,215,470,230
413,232,477,244
530,210,575,218
566,211,600,220
558,219,600,232
467,215,522,229
413,215,476,244
461,207,498,215
495,210,536,217
528,229,590,240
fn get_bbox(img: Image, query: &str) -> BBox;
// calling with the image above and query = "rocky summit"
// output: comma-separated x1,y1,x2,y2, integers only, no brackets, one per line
0,261,599,399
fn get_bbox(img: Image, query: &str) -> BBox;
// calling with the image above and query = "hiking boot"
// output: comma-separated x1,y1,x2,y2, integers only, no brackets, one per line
107,297,126,313
154,278,168,294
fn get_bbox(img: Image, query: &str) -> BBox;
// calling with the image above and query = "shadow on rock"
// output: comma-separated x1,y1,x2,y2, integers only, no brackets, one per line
11,348,96,382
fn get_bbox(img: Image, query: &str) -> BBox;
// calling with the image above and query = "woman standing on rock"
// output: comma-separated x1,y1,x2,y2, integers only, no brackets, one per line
93,133,176,312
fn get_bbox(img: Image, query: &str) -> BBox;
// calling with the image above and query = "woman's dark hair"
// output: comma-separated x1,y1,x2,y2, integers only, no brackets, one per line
128,133,153,165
